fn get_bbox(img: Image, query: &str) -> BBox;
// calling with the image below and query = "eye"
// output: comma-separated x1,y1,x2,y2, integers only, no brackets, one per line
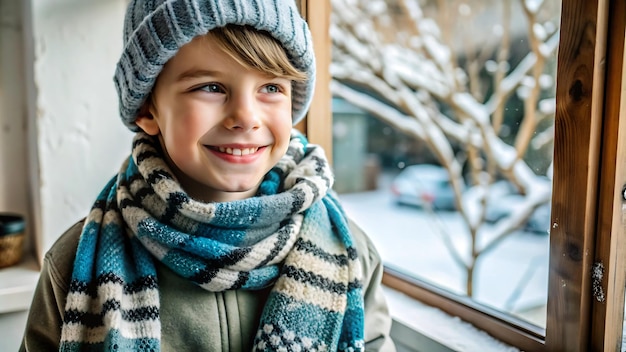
261,84,282,94
197,83,224,93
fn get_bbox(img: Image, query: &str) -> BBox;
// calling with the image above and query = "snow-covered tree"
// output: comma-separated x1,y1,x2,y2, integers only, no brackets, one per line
331,0,559,296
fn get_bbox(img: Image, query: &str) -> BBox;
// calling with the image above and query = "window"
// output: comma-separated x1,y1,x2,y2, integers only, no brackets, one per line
302,0,626,351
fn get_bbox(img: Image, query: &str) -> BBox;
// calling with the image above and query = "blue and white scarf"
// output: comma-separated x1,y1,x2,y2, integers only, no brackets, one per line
59,130,365,351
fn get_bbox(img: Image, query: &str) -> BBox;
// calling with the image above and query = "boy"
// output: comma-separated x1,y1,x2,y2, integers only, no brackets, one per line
20,0,395,351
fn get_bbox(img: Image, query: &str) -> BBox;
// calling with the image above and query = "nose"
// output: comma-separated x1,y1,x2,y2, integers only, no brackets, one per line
223,91,261,132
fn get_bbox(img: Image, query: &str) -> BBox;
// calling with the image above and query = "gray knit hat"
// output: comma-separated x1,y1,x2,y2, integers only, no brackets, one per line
114,0,316,131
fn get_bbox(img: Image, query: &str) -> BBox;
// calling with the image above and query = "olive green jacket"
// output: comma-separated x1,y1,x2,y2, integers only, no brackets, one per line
20,219,396,351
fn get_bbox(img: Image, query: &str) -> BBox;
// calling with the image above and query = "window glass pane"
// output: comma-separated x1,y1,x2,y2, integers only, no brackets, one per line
331,0,561,329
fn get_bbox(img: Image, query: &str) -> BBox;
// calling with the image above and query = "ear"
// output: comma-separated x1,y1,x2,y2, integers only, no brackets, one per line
135,103,160,136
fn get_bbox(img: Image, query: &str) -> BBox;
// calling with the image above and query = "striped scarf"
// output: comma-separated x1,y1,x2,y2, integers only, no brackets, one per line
59,130,365,352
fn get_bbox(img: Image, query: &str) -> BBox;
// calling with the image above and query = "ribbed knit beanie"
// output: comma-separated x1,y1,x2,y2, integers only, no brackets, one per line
114,0,316,131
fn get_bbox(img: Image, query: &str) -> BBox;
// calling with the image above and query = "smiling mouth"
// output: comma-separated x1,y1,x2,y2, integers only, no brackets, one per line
208,146,260,156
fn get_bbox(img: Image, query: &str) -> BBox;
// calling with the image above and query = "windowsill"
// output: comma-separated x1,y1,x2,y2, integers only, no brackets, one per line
0,254,39,314
383,286,520,352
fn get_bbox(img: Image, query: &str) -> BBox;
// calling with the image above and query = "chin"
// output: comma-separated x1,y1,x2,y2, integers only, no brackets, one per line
219,181,260,194
225,186,255,193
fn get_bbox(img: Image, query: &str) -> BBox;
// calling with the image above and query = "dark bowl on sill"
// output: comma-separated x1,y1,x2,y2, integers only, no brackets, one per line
0,213,26,268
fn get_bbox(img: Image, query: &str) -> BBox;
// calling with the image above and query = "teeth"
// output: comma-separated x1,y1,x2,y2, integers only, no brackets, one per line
216,147,258,155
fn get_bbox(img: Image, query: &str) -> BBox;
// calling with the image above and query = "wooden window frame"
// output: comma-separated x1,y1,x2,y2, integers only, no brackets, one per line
295,0,333,164
300,0,626,351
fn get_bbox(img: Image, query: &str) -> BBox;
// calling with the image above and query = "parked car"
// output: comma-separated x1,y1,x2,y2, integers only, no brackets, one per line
390,164,457,211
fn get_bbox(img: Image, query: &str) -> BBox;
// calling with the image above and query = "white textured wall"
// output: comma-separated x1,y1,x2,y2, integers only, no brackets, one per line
28,0,132,253
0,0,30,249
1,1,132,349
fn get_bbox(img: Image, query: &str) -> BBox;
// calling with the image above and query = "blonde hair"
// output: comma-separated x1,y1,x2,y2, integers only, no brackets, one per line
142,25,308,115
205,25,308,82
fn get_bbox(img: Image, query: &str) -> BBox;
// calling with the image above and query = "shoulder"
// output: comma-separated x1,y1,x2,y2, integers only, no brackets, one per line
347,217,383,280
43,220,84,290
20,220,84,351
347,218,397,351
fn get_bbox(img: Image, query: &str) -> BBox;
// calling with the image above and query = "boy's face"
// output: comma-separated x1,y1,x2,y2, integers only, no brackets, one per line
136,35,293,203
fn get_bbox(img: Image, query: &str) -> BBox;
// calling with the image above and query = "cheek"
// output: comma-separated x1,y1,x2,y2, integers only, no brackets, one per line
159,121,203,166
273,117,293,150
164,106,208,140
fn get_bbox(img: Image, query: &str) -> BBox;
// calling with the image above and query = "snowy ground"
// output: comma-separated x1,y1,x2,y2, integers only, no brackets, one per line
338,181,549,327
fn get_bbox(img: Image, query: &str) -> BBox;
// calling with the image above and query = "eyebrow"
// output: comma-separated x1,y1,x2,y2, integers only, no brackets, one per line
175,69,219,82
